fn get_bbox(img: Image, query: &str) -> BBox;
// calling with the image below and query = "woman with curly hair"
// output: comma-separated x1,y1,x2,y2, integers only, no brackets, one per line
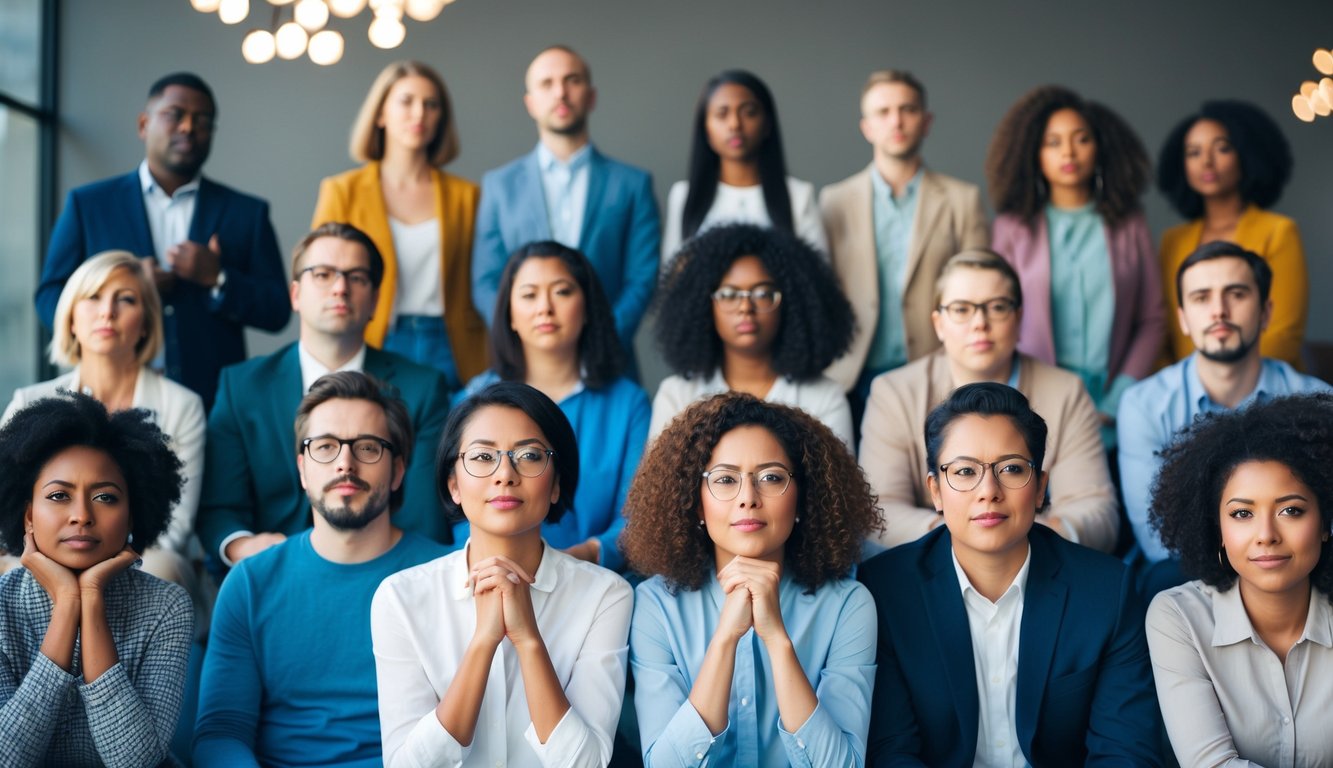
1146,392,1333,767
1157,100,1305,366
456,241,650,570
986,85,1164,438
0,393,192,766
661,70,827,262
650,223,855,445
622,393,881,766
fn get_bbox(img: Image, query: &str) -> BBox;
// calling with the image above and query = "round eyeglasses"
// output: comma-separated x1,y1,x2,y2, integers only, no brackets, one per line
302,436,395,464
711,286,782,313
936,298,1018,324
701,468,795,501
299,265,374,290
937,458,1036,492
458,447,555,478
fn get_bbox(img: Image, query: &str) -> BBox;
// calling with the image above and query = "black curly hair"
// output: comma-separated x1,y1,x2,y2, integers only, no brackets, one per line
1156,99,1293,220
1151,392,1333,597
654,223,854,381
0,393,183,555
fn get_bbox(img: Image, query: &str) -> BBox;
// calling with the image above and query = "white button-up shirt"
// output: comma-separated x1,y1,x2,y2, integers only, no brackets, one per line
536,142,590,249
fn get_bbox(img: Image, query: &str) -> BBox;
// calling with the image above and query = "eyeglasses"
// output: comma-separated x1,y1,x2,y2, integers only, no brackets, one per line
936,298,1019,324
458,447,555,478
302,435,395,464
701,467,795,501
936,458,1036,492
155,106,216,133
711,286,782,313
299,265,375,290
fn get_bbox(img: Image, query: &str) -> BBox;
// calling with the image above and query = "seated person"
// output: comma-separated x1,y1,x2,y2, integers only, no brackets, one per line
860,249,1116,552
651,223,854,445
1147,393,1333,767
623,393,881,766
193,372,447,766
860,382,1162,765
0,394,192,765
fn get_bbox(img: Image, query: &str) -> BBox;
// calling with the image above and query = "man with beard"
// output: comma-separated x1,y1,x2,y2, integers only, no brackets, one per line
198,223,452,571
1118,241,1329,597
194,371,447,766
36,72,288,409
471,45,660,349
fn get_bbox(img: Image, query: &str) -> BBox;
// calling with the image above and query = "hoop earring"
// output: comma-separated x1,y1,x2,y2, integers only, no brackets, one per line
794,516,801,524
697,519,706,529
1093,167,1104,200
1035,174,1048,202
1218,546,1229,570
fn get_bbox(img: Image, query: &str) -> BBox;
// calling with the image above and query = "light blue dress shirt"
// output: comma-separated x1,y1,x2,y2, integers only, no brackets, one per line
864,168,922,374
537,142,591,249
1117,355,1331,562
631,572,877,767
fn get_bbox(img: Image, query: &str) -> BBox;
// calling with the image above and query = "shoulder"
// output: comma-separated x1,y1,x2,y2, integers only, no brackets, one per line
922,170,981,198
592,151,652,183
795,375,850,406
369,347,449,390
859,528,942,586
229,530,308,582
201,176,271,209
1264,359,1332,394
1159,220,1198,253
655,373,704,400
785,176,816,199
481,151,534,183
633,574,695,617
436,169,480,196
1022,356,1091,398
377,548,458,599
9,375,72,408
810,576,876,615
151,370,206,410
1122,358,1186,405
1245,207,1298,233
460,369,502,397
122,567,192,614
69,172,138,200
220,343,295,384
552,547,633,602
1036,526,1127,591
666,180,689,203
392,531,451,566
877,355,934,394
319,165,374,190
819,168,870,202
591,376,651,405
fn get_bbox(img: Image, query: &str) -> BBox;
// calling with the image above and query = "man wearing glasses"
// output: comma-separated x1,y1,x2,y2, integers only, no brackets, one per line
198,223,452,570
195,371,447,766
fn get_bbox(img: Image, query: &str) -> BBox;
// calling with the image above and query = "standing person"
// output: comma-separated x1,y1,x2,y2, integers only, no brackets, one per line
662,70,827,262
472,45,661,350
313,60,486,391
987,85,1164,438
821,70,990,397
36,72,289,409
1157,100,1306,366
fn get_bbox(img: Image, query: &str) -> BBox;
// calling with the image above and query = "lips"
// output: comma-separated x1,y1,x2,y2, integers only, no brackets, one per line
731,519,766,532
324,475,369,495
488,495,522,510
734,320,757,333
62,535,100,551
534,322,558,333
1250,554,1291,569
971,512,1009,528
1059,163,1079,174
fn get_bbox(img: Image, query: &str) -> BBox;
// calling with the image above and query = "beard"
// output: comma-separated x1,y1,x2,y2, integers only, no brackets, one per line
1198,324,1259,364
311,475,390,531
545,114,587,137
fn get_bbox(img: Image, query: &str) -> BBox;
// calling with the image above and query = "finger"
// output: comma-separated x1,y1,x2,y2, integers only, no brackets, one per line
22,532,37,556
208,234,221,254
484,555,534,583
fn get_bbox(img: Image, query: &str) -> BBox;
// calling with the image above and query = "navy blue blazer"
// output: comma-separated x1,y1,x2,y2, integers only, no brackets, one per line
859,525,1161,767
36,171,289,408
196,343,454,567
471,146,661,343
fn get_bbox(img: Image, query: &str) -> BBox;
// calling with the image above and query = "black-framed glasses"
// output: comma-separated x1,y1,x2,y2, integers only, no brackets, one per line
711,286,782,313
936,298,1018,324
701,467,795,501
302,435,395,464
458,447,555,478
937,458,1036,492
299,265,375,290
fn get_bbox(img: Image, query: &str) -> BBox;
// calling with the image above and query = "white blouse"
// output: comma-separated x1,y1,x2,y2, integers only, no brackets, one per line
662,177,828,264
389,217,444,316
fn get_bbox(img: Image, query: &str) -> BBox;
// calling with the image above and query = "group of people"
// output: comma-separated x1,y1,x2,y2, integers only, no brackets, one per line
0,40,1328,768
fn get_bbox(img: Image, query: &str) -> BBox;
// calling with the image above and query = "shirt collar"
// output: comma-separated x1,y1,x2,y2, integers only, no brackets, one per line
1185,353,1276,413
951,544,1032,605
138,159,201,198
1209,583,1333,649
536,142,592,174
870,165,923,205
297,341,366,391
447,540,561,601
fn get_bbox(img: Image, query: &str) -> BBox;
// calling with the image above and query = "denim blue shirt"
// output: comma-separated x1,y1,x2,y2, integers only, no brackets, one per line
1118,354,1331,562
537,142,591,248
631,572,877,767
1046,203,1120,409
864,168,922,373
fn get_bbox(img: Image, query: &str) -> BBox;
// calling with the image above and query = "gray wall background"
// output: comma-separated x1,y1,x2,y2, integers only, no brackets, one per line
58,0,1333,385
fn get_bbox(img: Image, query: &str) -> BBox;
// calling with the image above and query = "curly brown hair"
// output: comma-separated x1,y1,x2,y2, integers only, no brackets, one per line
620,393,881,592
985,85,1149,228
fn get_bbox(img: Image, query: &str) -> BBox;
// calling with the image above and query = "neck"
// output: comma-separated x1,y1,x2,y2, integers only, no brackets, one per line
467,528,545,578
1048,184,1091,210
721,349,778,397
540,131,589,163
147,161,193,197
309,517,401,565
874,153,922,198
77,355,141,410
954,543,1028,603
523,348,582,401
948,355,1014,388
1194,351,1262,408
718,158,761,187
302,331,364,372
1238,577,1311,657
1202,194,1245,230
379,145,432,180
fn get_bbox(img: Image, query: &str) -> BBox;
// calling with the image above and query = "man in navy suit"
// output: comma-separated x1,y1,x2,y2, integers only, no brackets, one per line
859,383,1161,767
35,72,288,409
197,223,452,571
472,45,660,346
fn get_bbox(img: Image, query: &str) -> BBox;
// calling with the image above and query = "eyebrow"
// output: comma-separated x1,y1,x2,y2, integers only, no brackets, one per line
307,432,389,442
942,453,1029,463
464,438,548,448
1223,495,1307,505
707,461,792,471
516,279,576,289
42,479,126,493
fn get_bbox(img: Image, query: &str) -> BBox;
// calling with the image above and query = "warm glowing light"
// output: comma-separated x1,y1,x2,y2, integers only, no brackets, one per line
1311,89,1332,117
294,0,330,30
191,0,223,12
1320,78,1333,107
367,15,405,48
1292,94,1316,122
1314,49,1333,76
371,0,404,19
275,21,310,59
308,29,345,65
241,28,277,63
404,0,444,21
218,0,250,24
267,0,296,4
328,0,367,16
1300,81,1318,99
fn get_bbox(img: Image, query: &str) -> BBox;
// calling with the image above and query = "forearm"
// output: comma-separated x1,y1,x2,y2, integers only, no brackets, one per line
435,638,497,747
515,637,571,744
765,636,817,734
39,598,80,673
0,651,78,766
688,633,739,735
79,592,120,682
81,663,174,768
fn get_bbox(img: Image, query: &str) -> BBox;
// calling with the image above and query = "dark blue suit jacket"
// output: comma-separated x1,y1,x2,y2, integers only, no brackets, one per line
859,525,1161,767
471,146,661,343
196,343,454,567
36,171,289,408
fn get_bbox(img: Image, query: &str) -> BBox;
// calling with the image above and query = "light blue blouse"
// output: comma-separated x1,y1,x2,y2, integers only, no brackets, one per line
631,572,877,767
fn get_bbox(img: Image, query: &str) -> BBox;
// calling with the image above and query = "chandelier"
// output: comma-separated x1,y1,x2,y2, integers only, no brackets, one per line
187,0,455,65
1292,47,1333,122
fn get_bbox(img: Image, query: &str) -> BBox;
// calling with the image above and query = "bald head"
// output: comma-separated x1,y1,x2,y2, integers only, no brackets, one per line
524,45,596,140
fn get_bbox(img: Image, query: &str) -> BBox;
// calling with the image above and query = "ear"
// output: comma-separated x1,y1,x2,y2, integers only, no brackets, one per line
137,111,149,141
297,453,308,491
289,279,302,312
1259,298,1273,333
549,474,561,506
1176,305,1190,337
390,456,406,493
586,85,598,114
1035,470,1050,513
24,503,33,534
926,472,944,512
447,471,462,506
523,92,538,121
931,309,945,342
921,110,934,138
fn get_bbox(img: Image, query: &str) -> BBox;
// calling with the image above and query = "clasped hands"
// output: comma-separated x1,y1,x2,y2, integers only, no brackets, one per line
470,555,542,649
716,556,788,645
21,531,139,606
140,234,223,294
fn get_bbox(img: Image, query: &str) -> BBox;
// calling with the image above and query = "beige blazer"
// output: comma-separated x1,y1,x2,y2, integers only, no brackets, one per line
820,166,989,390
858,350,1118,552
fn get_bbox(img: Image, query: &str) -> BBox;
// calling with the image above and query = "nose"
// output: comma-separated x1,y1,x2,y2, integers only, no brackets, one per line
331,442,358,474
976,465,1004,499
329,271,349,296
492,453,519,486
99,294,116,319
1210,293,1229,321
737,473,762,508
68,496,93,527
1254,513,1280,545
969,306,990,330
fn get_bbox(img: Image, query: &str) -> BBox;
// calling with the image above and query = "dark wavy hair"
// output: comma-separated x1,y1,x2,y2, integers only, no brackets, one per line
0,393,183,555
1156,99,1293,220
490,241,625,390
654,223,854,381
985,85,1149,228
924,383,1049,510
436,382,579,525
681,70,793,240
1151,393,1333,596
621,393,881,592
1175,240,1273,306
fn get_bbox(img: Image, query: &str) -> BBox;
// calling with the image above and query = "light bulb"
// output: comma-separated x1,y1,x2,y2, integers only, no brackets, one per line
367,15,405,48
404,0,443,21
268,0,296,4
1300,81,1318,99
275,21,309,59
370,0,403,19
1320,78,1333,108
294,0,330,30
1314,49,1333,76
1292,94,1315,122
327,0,367,16
218,0,250,24
308,29,345,65
241,28,277,63
1311,89,1332,117
191,0,222,12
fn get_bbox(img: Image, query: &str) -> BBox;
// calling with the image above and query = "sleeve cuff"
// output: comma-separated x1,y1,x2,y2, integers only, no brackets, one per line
398,709,467,767
77,661,131,705
776,701,837,766
219,530,255,566
656,701,725,766
32,650,78,688
524,706,594,762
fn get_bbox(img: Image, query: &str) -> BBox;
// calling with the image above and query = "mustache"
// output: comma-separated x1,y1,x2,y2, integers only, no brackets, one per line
1206,321,1241,334
323,474,370,493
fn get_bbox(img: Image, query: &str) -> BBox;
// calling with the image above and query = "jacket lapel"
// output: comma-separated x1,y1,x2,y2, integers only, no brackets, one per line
1015,532,1068,751
579,148,606,250
906,172,944,288
120,172,157,256
922,534,981,758
189,177,224,245
520,149,553,241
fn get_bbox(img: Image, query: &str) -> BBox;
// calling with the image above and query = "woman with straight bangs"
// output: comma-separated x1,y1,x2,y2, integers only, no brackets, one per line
0,393,192,766
1147,393,1333,767
312,60,486,391
622,393,881,767
987,85,1164,440
455,241,650,571
1157,99,1305,365
371,382,632,768
650,223,854,446
661,70,827,263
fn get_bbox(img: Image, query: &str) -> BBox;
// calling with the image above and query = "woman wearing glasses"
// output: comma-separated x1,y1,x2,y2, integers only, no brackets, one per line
650,223,854,446
622,393,881,767
858,249,1117,552
372,382,632,768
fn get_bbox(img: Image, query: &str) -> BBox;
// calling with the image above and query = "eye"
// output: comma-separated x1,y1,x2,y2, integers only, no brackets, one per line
757,470,786,484
1278,505,1305,517
951,465,977,477
45,490,70,502
117,293,138,305
710,472,738,485
93,491,121,504
518,291,536,301
1229,508,1253,519
467,449,497,463
515,448,544,463
555,286,575,297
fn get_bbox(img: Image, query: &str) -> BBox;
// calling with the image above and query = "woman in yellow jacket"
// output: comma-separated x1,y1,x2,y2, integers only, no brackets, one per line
313,60,486,390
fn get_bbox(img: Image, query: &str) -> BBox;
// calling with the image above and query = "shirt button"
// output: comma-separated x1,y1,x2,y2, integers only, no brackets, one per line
164,305,175,316
740,697,748,706
796,738,805,749
1283,716,1291,724
991,675,1001,684
695,752,704,760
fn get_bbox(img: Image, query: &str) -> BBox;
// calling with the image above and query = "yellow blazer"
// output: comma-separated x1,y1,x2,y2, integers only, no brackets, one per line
311,162,488,381
1160,206,1307,367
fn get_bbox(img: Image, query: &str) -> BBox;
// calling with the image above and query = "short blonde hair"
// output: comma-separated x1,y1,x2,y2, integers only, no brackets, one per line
861,69,927,109
932,248,1023,308
50,251,163,367
349,60,459,167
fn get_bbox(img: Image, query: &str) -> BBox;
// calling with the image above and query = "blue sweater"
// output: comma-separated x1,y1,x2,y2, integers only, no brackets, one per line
193,529,447,767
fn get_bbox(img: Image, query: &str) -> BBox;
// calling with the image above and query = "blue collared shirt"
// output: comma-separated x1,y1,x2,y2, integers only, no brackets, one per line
536,142,591,248
1118,354,1331,562
864,168,922,373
